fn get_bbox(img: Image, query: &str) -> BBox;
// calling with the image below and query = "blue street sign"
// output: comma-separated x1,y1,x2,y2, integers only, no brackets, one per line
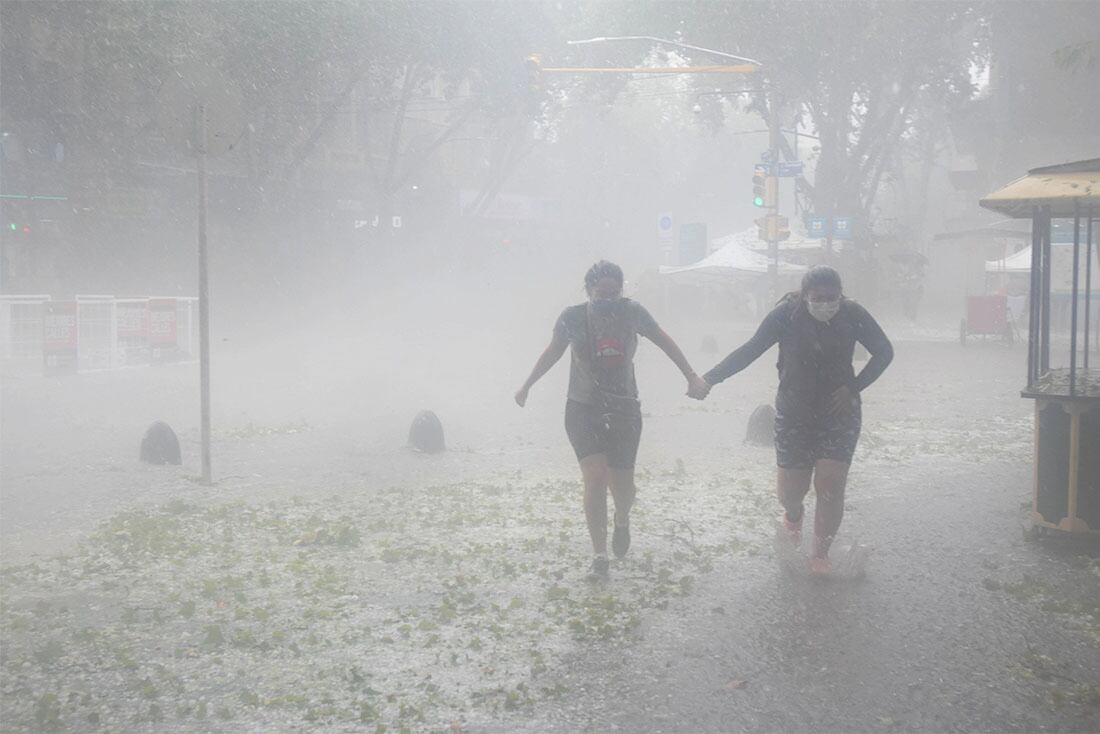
761,150,772,163
833,217,852,238
658,214,673,232
753,163,771,175
778,161,803,177
808,217,828,238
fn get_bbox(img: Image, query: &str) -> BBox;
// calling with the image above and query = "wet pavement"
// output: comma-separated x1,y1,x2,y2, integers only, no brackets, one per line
3,320,1099,731
515,455,1100,733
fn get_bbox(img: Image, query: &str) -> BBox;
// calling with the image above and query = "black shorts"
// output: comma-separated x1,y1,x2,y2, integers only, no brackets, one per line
774,399,862,470
564,399,642,469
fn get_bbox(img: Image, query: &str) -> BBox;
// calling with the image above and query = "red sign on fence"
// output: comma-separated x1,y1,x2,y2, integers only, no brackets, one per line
148,298,178,362
42,301,78,375
116,300,150,365
116,302,148,338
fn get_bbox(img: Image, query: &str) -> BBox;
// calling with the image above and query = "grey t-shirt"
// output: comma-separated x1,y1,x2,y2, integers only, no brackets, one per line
554,299,661,406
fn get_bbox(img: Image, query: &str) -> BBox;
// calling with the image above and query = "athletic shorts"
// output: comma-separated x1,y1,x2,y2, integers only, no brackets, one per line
564,399,643,469
774,398,862,470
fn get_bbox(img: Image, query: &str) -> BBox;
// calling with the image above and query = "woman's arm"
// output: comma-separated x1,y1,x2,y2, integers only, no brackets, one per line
702,305,785,387
647,327,710,397
515,331,569,406
853,305,894,392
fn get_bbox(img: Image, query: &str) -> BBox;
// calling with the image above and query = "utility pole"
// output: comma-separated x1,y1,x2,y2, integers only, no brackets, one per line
194,103,212,486
767,92,781,300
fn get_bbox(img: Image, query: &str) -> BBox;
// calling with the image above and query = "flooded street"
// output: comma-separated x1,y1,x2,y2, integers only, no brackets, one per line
4,321,1096,731
3,1,1100,731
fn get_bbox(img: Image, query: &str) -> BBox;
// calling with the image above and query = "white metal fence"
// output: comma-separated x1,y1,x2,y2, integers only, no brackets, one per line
0,295,52,363
0,294,198,374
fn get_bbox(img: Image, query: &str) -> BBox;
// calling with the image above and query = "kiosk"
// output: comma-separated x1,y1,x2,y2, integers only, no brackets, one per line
981,159,1100,534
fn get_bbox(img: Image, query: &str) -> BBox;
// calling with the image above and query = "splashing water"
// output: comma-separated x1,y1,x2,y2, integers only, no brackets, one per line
773,521,873,580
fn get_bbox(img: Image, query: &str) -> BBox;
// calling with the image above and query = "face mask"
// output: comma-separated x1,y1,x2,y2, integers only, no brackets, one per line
808,299,840,322
590,296,621,314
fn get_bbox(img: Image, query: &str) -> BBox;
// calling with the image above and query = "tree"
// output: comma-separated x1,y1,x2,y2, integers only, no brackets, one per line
565,1,987,252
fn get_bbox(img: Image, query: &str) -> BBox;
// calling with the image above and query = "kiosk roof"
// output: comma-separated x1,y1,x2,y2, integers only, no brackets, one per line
980,159,1100,218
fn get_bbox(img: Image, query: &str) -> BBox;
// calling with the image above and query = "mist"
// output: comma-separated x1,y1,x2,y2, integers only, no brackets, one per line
2,2,1099,732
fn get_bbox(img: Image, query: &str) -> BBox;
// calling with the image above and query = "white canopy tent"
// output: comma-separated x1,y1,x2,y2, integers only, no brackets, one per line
659,228,807,283
985,245,1033,273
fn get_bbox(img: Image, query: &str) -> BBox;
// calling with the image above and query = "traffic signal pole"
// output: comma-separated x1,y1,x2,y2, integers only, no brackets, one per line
768,96,781,300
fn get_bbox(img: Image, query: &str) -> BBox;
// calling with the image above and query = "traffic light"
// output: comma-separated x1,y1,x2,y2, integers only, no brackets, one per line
755,216,769,241
774,214,790,241
752,170,766,207
752,169,779,208
755,215,791,242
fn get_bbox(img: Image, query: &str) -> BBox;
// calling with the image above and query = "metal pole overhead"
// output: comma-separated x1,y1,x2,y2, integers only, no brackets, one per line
1041,207,1052,374
196,104,212,485
1085,209,1093,366
1070,202,1080,394
1028,207,1041,387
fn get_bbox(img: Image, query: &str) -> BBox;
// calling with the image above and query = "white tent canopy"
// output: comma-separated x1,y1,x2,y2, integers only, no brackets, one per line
660,228,807,283
723,226,829,255
985,245,1033,273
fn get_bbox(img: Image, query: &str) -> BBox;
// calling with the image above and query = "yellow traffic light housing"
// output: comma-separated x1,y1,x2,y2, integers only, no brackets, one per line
752,172,766,207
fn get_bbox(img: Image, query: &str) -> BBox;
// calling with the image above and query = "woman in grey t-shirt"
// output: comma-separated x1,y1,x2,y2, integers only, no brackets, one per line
515,261,708,581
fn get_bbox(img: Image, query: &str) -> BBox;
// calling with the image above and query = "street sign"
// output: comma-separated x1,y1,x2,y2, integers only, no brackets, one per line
833,217,852,238
778,161,803,177
753,163,771,175
657,212,675,262
679,222,708,265
761,150,772,163
808,217,828,238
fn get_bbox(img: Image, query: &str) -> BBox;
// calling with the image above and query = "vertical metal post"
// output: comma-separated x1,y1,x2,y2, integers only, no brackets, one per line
196,104,212,485
792,127,799,218
1085,208,1093,366
1041,207,1052,373
1069,202,1080,395
1028,208,1041,387
767,96,780,301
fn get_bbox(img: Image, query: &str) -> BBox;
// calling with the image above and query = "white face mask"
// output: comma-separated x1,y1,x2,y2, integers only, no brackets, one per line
808,299,840,322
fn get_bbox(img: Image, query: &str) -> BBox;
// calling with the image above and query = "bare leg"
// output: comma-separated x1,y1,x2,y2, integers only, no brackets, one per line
811,458,851,558
777,467,813,521
608,467,636,527
579,454,611,556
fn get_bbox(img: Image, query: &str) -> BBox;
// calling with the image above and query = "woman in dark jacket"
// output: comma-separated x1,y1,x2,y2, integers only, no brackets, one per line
692,266,893,574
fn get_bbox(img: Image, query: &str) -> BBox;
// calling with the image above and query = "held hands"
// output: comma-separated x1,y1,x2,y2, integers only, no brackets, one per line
686,373,711,401
514,386,529,407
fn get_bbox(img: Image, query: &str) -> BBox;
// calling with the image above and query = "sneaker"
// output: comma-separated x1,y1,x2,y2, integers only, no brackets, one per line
587,556,610,583
781,511,803,547
612,520,631,558
809,556,832,575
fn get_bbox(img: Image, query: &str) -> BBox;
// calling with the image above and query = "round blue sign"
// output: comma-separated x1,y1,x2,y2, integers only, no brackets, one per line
659,215,673,231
